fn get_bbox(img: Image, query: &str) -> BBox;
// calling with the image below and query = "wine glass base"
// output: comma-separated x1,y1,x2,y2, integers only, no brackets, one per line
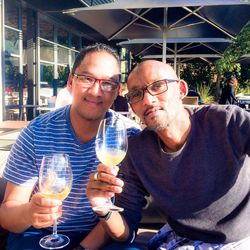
109,204,124,212
93,204,124,213
39,234,70,249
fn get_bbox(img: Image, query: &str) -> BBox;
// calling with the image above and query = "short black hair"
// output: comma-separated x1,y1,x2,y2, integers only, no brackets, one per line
71,43,120,74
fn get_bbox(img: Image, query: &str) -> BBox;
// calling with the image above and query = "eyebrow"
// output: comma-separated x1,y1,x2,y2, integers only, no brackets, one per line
128,86,142,92
76,72,119,82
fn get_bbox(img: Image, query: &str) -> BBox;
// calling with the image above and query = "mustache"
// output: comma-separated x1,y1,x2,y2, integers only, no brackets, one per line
143,105,161,117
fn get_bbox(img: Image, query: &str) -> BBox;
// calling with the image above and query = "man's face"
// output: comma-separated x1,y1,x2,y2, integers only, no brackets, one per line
127,61,185,131
70,51,120,121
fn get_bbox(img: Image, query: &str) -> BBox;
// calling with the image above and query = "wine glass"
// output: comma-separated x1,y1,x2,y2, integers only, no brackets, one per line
39,153,73,249
93,116,128,212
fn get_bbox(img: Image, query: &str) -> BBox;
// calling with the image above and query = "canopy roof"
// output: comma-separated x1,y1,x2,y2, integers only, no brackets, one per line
64,0,250,63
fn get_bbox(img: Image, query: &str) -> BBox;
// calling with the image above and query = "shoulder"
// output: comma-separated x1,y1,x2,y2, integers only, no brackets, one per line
192,104,250,126
26,106,69,132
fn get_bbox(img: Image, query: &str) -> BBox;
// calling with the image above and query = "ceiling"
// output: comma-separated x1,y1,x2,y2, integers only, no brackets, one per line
63,0,250,63
20,0,250,64
22,0,111,41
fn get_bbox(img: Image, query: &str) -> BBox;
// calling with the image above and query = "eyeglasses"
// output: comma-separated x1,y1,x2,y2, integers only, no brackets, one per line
73,74,119,92
125,79,178,104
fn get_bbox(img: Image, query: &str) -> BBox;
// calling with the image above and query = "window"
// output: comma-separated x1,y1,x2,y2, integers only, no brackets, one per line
40,40,54,62
5,28,19,55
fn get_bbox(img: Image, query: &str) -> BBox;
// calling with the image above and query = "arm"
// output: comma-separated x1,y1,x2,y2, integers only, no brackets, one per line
79,213,130,249
0,182,62,233
86,164,130,241
229,85,238,103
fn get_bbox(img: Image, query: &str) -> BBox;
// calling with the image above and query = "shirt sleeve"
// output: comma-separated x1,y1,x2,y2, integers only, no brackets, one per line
3,125,37,187
227,106,250,156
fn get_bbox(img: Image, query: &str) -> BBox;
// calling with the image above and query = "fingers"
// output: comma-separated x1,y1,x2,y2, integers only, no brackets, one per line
96,164,119,176
31,208,62,228
86,164,124,209
33,192,62,207
88,176,123,194
91,171,123,187
29,193,63,229
91,164,123,186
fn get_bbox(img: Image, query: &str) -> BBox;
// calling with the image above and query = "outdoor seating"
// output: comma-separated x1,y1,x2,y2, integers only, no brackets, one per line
182,96,199,106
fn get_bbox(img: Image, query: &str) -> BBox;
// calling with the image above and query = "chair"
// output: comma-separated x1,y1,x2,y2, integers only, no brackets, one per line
182,96,199,105
0,177,8,249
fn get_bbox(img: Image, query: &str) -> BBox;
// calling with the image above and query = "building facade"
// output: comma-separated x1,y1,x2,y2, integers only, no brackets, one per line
0,0,130,121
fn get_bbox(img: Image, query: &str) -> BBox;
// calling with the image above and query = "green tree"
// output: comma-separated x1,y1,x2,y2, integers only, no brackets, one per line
215,20,250,95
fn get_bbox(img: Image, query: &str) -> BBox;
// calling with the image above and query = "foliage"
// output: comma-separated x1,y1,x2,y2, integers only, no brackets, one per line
41,65,53,84
238,85,250,94
196,84,216,104
180,63,216,88
215,21,250,77
58,65,70,82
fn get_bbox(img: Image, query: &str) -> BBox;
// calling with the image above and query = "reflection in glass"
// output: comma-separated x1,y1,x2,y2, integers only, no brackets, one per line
40,40,54,62
5,57,19,82
5,28,20,55
71,51,78,67
58,66,70,87
40,63,54,106
4,56,20,117
58,46,68,64
40,63,54,84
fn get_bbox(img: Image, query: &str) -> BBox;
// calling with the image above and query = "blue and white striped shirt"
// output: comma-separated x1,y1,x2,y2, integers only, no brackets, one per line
3,105,140,232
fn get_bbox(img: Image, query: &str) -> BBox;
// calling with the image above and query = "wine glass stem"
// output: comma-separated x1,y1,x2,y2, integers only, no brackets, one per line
53,218,58,236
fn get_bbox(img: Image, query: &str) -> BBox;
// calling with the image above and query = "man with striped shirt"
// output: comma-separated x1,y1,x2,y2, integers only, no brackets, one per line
0,43,140,250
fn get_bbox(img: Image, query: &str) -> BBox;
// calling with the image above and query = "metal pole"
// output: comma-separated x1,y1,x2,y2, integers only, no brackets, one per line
174,43,177,72
162,8,168,63
0,0,3,121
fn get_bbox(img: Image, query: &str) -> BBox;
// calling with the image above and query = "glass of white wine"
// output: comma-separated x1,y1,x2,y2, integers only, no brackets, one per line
39,153,73,249
93,116,128,212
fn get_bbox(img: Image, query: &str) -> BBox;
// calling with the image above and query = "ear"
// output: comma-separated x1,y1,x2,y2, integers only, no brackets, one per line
179,80,188,99
67,74,73,93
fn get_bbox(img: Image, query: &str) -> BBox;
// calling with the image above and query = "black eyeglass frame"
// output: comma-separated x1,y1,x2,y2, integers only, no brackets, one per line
73,73,119,92
125,79,178,104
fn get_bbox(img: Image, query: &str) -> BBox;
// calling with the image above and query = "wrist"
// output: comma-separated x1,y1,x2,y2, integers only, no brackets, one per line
95,210,112,221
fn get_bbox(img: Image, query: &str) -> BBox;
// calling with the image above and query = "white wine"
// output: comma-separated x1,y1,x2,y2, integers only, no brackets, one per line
41,186,71,201
97,148,126,166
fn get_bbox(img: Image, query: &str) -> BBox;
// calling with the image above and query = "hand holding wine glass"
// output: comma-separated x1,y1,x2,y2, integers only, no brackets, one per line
93,116,128,212
39,153,73,249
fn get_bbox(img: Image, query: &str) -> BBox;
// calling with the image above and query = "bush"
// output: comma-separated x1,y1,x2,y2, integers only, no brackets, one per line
196,84,216,104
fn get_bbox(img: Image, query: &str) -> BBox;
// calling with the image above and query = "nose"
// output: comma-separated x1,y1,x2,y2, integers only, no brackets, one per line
87,80,102,95
142,90,156,105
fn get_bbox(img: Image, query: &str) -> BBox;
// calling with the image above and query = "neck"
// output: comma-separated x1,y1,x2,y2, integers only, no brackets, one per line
158,108,191,152
70,109,102,144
